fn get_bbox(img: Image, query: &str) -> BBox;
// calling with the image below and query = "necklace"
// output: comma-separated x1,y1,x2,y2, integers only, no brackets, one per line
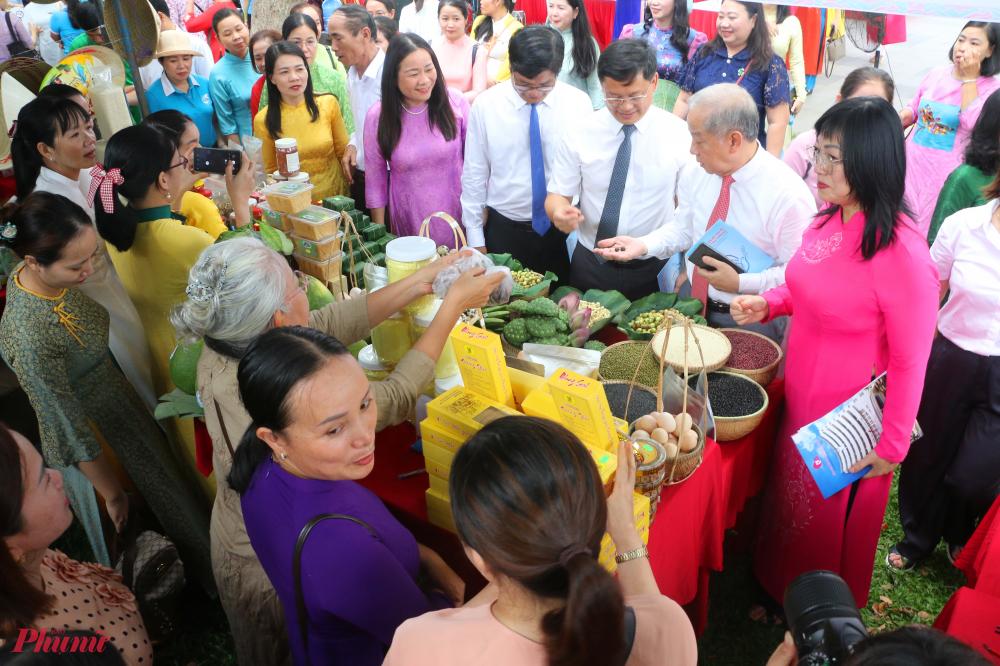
403,104,428,115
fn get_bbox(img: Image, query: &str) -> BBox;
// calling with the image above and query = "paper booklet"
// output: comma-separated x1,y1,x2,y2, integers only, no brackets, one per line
685,220,775,275
793,373,923,499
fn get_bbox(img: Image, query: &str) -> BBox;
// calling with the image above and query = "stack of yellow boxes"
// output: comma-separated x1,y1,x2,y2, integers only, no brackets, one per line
599,493,652,573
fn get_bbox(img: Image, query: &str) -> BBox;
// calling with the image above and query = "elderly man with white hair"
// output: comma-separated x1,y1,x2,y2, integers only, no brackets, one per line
595,82,815,342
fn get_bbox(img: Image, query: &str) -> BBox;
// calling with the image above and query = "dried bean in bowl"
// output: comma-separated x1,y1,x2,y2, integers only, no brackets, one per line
603,383,658,424
689,372,764,417
721,330,779,370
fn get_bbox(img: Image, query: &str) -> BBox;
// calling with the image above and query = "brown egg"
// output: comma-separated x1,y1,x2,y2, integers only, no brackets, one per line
655,412,676,433
673,412,693,438
632,429,650,440
649,428,670,445
680,429,698,452
636,415,657,433
663,440,678,459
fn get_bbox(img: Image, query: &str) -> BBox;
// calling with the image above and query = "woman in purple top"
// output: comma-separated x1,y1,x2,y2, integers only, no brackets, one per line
364,32,470,248
231,327,465,666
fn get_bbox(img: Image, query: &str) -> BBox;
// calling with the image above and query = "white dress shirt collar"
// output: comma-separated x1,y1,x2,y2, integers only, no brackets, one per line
507,80,557,111
350,46,385,85
597,105,654,137
160,73,199,96
730,143,766,184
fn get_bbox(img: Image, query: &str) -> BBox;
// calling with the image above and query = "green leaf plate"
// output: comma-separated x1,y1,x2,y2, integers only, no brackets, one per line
550,286,631,334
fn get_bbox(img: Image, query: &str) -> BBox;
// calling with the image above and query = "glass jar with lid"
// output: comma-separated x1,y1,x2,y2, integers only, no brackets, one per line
411,299,460,379
371,306,414,367
275,138,300,178
358,344,392,381
386,236,437,316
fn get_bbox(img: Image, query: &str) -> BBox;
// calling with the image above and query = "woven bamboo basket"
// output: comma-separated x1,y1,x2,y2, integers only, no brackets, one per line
500,334,522,358
650,323,731,374
628,423,706,486
598,366,659,396
598,340,660,391
712,371,770,442
719,329,783,387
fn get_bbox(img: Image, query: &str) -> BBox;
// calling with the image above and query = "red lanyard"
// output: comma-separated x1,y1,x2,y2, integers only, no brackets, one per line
735,58,754,85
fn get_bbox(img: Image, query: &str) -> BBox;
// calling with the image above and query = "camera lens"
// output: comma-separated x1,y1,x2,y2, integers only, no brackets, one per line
784,571,868,664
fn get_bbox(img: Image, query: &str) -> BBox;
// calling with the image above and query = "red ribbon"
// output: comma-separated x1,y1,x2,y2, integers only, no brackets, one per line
87,164,124,211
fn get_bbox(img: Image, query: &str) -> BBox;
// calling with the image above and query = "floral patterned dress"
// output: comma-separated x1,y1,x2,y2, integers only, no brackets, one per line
0,267,212,588
35,550,153,666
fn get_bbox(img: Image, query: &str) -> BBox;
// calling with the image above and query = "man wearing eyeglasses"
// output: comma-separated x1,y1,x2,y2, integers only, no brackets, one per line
461,25,591,282
545,38,694,301
595,83,815,343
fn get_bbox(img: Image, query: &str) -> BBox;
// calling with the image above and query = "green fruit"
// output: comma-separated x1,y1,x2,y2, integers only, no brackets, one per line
169,339,204,395
348,339,367,359
307,276,335,311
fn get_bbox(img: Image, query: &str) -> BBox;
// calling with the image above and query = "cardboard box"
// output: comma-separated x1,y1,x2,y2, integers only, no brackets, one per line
420,418,466,454
450,325,516,409
508,367,549,411
425,488,452,517
428,473,449,498
423,440,454,481
521,388,559,421
547,368,618,452
586,445,618,496
428,508,457,534
425,386,520,443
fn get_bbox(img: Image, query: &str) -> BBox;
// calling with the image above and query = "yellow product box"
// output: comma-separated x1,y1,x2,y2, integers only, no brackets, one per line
428,509,457,534
425,487,452,518
508,367,549,411
428,473,449,498
423,440,454,482
521,389,559,421
547,368,618,452
420,417,466,455
633,492,651,544
585,445,618,496
425,386,520,443
450,325,516,408
613,417,629,435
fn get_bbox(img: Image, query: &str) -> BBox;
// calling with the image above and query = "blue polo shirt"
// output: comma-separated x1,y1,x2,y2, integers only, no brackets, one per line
145,74,217,147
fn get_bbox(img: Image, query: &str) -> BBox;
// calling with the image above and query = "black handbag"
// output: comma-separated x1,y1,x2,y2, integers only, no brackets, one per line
5,12,37,60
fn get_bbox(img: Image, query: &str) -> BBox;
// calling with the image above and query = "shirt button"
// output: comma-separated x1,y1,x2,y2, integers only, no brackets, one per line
722,72,727,77
727,59,731,63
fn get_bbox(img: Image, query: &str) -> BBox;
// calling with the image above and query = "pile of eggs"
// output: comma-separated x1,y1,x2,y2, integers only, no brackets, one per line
632,412,699,459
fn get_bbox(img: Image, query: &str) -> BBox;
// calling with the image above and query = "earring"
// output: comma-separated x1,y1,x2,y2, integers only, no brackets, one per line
166,191,172,202
280,453,287,460
18,553,26,564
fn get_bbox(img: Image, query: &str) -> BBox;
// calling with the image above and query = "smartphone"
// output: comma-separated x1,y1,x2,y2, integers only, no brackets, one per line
192,147,242,175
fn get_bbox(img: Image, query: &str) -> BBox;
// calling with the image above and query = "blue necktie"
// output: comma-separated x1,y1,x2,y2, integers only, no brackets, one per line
529,103,550,237
593,124,635,264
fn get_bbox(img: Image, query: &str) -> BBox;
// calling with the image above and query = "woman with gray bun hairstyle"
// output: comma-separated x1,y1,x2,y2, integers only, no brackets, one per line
170,237,504,666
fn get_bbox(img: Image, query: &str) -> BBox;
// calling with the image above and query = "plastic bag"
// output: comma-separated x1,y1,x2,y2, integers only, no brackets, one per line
522,344,601,379
88,64,132,137
364,262,388,290
431,248,513,306
239,134,268,190
659,367,715,441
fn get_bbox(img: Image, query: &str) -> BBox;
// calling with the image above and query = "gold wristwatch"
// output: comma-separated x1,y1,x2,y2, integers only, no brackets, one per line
615,546,649,564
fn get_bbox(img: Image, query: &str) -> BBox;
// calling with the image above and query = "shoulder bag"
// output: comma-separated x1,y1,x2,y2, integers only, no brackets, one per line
5,12,37,60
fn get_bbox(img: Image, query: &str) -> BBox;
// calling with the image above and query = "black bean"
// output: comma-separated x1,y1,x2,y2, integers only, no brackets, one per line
688,373,764,417
603,383,658,423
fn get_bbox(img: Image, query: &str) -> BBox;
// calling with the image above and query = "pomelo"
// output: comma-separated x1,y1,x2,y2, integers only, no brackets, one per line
169,340,204,395
307,276,335,311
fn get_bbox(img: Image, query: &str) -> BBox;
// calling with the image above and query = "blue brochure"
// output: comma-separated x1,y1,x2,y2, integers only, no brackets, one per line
686,221,775,275
793,373,923,499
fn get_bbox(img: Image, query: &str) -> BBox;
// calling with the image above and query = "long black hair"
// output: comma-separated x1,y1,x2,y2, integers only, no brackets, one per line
838,66,894,102
641,0,694,66
142,108,195,150
212,7,244,39
814,96,909,260
451,417,626,666
228,326,351,495
282,10,319,39
64,0,83,29
949,21,1000,78
695,0,772,73
93,125,177,253
74,1,102,32
378,33,457,160
263,41,320,140
0,191,93,266
11,96,92,199
774,4,791,24
559,0,597,79
964,89,1000,175
474,0,514,43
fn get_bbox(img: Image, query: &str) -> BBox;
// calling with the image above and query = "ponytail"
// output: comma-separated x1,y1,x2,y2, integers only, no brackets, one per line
10,96,91,199
227,424,273,495
542,554,626,666
64,0,82,29
0,192,93,265
94,125,176,253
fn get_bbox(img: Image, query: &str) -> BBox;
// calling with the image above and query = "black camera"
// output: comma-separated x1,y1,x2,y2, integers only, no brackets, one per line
784,570,869,665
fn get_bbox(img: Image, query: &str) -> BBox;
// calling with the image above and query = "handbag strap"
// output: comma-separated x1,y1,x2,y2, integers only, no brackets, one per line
471,43,478,65
294,513,380,666
214,399,235,458
4,12,17,47
120,495,142,590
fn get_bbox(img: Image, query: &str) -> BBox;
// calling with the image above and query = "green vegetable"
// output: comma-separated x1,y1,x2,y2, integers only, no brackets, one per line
483,317,505,327
532,333,569,346
553,317,568,332
583,340,607,351
307,276,335,311
169,340,203,395
503,318,528,345
617,293,707,340
525,316,557,338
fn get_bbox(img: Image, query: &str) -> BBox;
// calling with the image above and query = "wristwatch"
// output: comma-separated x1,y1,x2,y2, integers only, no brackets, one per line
615,546,649,564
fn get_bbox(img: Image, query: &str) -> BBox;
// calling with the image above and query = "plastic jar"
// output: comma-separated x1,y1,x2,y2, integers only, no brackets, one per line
271,171,288,183
288,172,311,184
371,310,413,367
411,300,460,379
275,138,300,178
386,237,436,316
358,344,392,381
434,373,464,397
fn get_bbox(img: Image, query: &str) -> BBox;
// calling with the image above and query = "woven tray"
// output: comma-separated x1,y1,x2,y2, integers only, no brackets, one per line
712,372,770,442
719,328,783,388
598,340,660,391
628,421,705,486
650,324,731,375
500,334,522,358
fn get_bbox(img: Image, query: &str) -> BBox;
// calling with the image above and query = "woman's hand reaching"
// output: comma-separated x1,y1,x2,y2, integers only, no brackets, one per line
418,544,465,607
730,295,770,326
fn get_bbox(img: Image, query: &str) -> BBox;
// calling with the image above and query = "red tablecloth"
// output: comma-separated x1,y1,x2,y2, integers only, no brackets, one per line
513,0,617,49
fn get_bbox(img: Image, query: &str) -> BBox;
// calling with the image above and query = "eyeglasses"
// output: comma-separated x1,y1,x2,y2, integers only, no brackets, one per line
168,155,189,170
512,81,556,94
294,270,311,294
291,37,318,48
810,146,844,173
603,81,653,108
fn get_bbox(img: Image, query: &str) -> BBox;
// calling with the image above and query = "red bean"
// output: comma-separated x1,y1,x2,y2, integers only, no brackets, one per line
722,330,779,370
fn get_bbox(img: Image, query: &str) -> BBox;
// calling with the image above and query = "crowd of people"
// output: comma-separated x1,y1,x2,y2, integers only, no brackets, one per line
0,0,998,665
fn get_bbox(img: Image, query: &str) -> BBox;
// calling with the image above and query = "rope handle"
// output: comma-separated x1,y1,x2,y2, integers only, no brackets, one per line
418,212,468,251
340,211,380,292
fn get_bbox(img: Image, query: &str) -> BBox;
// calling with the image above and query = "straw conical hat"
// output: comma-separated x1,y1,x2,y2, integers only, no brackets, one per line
41,45,127,92
0,60,53,166
105,0,162,68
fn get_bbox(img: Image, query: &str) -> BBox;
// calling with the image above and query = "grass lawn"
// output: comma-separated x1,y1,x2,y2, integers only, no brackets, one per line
51,470,966,666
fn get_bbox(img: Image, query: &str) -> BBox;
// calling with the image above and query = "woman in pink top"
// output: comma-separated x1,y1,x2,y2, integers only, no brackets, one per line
732,97,939,616
783,67,894,209
900,22,1000,238
383,417,698,666
431,0,487,104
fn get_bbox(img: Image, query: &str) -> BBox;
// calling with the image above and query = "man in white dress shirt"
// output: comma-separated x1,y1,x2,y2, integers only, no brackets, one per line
546,39,694,301
461,25,591,282
329,5,384,215
140,0,214,88
596,83,816,342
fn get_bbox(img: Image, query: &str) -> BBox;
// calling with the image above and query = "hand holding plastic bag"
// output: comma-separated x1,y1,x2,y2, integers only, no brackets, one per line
432,248,514,306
